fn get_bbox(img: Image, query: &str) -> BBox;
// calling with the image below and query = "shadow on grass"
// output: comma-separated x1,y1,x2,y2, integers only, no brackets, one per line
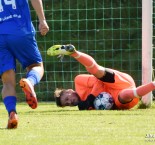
0,127,7,130
19,109,81,115
18,108,146,117
138,103,151,109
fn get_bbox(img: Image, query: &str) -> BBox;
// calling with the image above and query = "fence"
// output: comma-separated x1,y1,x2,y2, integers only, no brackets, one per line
0,0,142,102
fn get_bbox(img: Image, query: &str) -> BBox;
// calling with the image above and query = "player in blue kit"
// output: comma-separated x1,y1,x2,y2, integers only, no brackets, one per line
0,0,49,129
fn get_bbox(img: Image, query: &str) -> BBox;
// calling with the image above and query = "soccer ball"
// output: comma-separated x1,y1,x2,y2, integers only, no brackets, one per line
94,92,114,110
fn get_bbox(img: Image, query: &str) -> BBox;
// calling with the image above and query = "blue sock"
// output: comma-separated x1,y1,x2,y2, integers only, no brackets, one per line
3,96,17,115
26,70,41,86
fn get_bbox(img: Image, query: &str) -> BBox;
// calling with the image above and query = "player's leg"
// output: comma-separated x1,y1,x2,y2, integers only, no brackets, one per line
70,51,104,77
19,62,44,109
47,44,105,78
6,34,44,109
0,36,18,129
113,77,155,110
119,82,155,103
2,70,18,129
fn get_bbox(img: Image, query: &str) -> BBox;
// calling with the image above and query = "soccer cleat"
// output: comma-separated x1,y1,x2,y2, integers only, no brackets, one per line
7,111,18,129
19,78,38,109
47,44,76,56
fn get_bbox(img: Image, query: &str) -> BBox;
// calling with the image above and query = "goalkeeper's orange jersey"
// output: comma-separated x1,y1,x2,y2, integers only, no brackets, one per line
74,69,139,110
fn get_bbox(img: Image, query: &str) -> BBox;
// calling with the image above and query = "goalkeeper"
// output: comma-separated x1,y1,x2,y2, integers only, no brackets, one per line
47,44,155,110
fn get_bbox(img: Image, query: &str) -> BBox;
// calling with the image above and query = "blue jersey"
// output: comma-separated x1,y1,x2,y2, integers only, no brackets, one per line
0,0,35,35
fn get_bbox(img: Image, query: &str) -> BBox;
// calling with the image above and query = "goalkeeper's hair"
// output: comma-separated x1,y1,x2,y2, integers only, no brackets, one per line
54,88,66,107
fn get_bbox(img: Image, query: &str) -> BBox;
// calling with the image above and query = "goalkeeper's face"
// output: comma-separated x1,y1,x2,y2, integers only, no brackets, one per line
60,89,80,107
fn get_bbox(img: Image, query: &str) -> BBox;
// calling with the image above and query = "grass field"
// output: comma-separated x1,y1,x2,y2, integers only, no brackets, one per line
0,102,155,145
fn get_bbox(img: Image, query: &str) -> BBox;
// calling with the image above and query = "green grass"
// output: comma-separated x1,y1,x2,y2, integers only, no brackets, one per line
0,102,155,145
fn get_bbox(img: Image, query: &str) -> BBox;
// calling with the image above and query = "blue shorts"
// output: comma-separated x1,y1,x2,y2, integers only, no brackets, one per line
0,34,42,75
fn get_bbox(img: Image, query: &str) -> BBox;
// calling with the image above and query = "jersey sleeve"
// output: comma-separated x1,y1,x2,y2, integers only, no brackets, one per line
75,74,105,100
74,74,98,100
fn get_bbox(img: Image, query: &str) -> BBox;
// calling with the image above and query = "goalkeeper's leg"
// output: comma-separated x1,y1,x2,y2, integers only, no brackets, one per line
70,50,103,76
119,82,155,103
47,44,105,78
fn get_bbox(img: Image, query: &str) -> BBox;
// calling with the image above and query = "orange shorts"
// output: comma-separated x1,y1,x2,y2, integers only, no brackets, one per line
114,96,139,110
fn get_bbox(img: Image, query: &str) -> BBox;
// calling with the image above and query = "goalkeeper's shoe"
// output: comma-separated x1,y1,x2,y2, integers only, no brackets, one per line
7,111,18,129
19,78,38,109
47,44,76,56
